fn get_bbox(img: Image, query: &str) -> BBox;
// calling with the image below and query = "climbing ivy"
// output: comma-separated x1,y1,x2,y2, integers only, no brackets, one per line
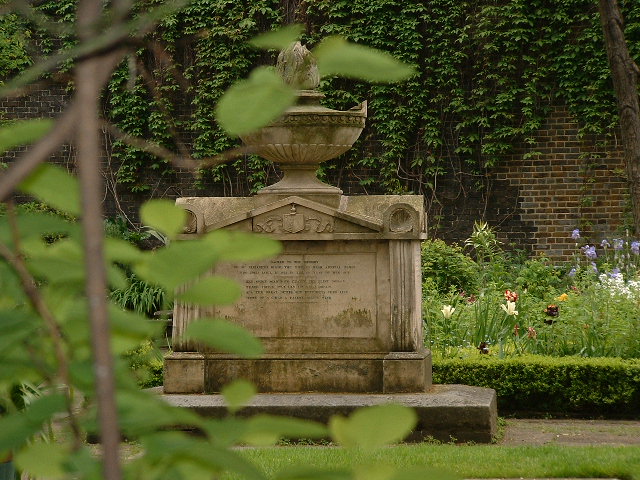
6,0,640,195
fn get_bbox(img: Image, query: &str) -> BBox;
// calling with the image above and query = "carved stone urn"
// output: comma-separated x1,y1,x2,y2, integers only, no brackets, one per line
239,42,367,196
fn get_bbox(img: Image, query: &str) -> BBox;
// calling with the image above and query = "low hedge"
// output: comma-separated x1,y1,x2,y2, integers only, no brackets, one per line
433,355,640,417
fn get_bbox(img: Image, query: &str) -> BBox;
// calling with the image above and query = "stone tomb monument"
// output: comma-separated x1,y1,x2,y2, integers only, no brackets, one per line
162,43,497,442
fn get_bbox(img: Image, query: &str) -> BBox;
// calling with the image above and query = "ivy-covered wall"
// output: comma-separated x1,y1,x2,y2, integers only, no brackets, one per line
1,0,639,257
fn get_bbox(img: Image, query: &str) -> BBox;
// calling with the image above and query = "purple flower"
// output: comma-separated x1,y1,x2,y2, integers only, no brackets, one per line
608,268,622,279
601,239,610,248
631,241,640,255
568,267,577,277
571,229,581,240
591,262,598,273
613,238,624,250
582,245,597,260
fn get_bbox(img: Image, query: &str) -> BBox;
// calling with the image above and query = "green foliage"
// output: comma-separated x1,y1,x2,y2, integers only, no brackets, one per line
0,119,53,154
514,256,563,299
14,0,635,195
1,163,433,479
421,239,479,295
433,355,640,416
0,12,31,81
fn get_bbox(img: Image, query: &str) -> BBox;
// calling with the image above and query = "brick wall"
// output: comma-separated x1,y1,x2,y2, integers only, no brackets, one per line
1,87,629,261
493,106,627,261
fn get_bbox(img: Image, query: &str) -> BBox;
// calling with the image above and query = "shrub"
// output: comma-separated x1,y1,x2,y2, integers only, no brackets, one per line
433,355,640,417
421,239,480,295
514,256,564,299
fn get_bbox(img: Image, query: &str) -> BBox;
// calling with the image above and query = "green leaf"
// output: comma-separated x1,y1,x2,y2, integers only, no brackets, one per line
177,275,242,306
250,24,304,50
328,404,417,449
14,441,70,479
19,164,81,216
215,66,296,136
221,379,256,414
140,432,267,480
242,415,328,446
140,199,187,239
314,36,415,83
0,118,53,154
117,390,203,436
185,318,263,357
134,240,220,292
109,306,160,354
0,393,66,454
0,212,79,247
204,231,282,261
104,237,144,265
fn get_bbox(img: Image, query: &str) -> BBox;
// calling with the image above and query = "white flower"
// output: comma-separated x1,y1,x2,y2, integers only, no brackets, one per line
441,305,455,319
501,301,518,316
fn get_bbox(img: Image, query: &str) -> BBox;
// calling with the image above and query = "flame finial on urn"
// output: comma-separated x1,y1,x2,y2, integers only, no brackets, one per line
276,42,320,90
239,42,367,200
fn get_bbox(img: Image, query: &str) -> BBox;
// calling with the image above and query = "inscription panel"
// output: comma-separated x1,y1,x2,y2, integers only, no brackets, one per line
214,253,377,338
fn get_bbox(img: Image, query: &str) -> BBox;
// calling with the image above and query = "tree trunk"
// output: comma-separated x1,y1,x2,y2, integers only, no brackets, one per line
598,0,640,235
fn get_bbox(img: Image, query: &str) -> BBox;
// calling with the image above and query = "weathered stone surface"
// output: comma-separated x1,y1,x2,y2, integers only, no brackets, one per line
164,351,432,394
156,384,498,443
164,353,204,394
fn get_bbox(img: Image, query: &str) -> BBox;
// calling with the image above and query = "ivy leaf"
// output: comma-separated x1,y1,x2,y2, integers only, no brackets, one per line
215,66,296,136
185,318,263,357
0,118,53,154
328,404,417,449
221,379,256,414
14,441,70,479
250,24,304,50
177,275,242,306
140,199,187,239
19,164,81,216
314,36,415,83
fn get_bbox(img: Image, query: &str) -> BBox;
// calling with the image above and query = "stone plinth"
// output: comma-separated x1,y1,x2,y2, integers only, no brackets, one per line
163,191,498,442
157,384,498,443
165,194,428,394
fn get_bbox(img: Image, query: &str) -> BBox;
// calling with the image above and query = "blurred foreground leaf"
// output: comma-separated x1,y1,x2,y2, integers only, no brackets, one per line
314,36,415,83
140,199,187,239
221,379,257,414
329,404,417,449
250,24,304,50
215,66,295,136
185,318,263,357
177,275,242,306
0,118,53,154
19,164,80,216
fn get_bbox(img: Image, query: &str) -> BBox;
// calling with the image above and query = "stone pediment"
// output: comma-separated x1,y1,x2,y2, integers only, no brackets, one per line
206,196,382,236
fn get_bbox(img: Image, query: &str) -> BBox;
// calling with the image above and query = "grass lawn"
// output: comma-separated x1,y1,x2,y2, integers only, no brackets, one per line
228,444,640,479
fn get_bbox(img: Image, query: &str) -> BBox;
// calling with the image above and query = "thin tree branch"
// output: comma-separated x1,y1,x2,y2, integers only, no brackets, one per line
103,121,254,170
76,0,123,477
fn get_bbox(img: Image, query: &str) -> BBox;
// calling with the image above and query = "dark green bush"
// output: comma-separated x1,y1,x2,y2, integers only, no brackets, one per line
433,355,640,417
421,239,480,295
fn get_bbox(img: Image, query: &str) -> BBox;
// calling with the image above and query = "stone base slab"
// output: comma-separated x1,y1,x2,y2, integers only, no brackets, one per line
164,351,432,394
158,384,497,443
